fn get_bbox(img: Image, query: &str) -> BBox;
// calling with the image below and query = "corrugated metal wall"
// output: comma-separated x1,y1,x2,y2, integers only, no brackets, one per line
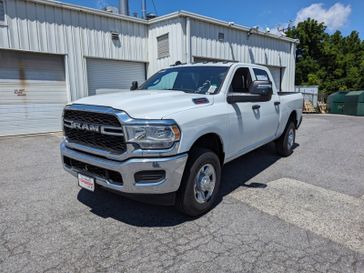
147,17,185,76
190,19,295,91
0,0,296,99
0,0,149,100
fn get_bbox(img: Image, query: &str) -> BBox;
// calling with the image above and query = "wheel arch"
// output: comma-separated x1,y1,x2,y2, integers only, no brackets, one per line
188,133,225,165
288,110,299,128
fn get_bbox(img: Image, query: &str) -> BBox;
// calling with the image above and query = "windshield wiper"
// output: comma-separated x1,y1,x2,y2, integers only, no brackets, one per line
166,88,195,93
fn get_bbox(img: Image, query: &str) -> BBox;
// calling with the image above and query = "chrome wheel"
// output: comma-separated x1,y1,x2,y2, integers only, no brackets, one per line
287,128,295,150
194,163,216,204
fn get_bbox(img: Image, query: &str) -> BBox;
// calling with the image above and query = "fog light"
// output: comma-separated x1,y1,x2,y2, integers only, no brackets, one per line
134,170,166,184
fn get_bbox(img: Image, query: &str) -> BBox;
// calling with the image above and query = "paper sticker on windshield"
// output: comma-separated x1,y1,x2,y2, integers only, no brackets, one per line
207,85,217,94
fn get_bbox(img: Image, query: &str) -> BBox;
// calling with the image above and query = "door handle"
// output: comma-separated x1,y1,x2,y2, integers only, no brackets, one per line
252,105,261,110
274,101,281,106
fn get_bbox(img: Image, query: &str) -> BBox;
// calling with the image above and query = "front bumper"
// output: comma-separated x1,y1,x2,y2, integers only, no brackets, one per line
61,141,188,194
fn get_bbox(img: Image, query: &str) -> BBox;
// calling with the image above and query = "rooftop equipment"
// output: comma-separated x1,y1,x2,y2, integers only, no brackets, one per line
142,0,147,19
104,6,119,14
119,0,129,16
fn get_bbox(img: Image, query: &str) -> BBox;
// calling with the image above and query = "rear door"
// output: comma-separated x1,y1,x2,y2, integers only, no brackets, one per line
251,68,280,142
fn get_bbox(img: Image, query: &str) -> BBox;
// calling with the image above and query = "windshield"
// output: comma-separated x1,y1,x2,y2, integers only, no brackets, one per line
139,66,229,94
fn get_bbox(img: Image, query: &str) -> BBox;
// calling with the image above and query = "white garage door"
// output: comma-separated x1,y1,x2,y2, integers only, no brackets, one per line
267,66,282,92
0,50,67,136
87,58,146,96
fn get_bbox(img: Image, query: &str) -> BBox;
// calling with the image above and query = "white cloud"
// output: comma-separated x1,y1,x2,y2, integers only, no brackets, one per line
295,3,351,30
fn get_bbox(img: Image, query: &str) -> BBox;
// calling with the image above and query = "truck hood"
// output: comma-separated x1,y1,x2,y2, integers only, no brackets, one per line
72,90,214,119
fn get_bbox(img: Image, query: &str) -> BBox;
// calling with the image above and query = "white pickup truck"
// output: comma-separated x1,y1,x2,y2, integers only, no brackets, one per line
61,63,303,216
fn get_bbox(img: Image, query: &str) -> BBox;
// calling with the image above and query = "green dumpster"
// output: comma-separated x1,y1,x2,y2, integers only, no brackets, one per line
344,91,364,116
327,91,348,114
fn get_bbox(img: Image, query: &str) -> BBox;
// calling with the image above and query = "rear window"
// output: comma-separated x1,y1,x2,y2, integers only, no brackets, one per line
0,0,5,22
253,68,270,81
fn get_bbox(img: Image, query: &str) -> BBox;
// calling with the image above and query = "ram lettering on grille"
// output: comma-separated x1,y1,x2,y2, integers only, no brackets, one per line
63,109,126,154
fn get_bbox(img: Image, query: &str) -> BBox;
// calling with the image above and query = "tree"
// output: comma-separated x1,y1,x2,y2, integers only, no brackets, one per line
286,19,364,94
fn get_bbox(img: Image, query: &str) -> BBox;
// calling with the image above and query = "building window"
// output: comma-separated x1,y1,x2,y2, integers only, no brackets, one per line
157,33,169,59
0,0,5,22
218,32,225,41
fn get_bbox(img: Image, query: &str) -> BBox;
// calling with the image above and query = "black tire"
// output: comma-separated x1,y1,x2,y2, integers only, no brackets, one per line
276,121,296,157
176,148,221,217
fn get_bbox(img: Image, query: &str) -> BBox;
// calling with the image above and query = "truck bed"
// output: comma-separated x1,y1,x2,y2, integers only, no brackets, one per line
278,92,298,96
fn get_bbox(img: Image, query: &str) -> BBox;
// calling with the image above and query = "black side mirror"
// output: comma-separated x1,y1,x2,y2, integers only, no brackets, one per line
130,81,138,91
227,93,247,104
249,80,273,97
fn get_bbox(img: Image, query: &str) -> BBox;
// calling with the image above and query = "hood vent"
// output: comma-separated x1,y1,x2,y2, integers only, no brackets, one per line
193,98,209,105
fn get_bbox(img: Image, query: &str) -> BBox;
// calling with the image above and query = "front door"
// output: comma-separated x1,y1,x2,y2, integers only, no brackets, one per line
227,67,279,156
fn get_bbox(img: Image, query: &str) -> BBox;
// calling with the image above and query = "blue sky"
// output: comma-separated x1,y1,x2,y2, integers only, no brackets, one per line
60,0,364,38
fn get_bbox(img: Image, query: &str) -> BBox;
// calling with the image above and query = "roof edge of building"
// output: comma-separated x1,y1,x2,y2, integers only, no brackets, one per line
26,0,149,24
149,10,299,44
26,0,299,44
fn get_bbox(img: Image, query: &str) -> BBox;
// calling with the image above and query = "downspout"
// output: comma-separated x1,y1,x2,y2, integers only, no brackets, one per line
185,17,191,63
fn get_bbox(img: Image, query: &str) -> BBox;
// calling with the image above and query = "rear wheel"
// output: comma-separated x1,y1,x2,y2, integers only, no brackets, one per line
176,148,221,217
276,121,296,157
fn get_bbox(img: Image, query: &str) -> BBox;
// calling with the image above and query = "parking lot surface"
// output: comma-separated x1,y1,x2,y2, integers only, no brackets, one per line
0,114,364,273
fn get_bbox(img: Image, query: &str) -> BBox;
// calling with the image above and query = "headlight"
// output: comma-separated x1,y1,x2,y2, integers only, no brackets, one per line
124,125,181,149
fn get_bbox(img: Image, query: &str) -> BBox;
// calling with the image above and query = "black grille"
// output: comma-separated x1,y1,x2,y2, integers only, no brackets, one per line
64,110,121,127
63,109,126,154
64,156,123,185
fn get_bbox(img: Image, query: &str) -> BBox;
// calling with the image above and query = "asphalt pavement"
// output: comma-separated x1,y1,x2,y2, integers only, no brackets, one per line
0,114,363,273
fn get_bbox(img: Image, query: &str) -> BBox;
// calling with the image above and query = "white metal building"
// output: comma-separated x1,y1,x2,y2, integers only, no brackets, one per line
0,0,298,136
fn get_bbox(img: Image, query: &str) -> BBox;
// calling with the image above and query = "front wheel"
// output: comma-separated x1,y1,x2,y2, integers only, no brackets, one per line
276,121,296,157
176,148,221,217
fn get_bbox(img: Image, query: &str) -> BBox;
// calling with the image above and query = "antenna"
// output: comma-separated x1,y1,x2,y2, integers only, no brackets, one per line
278,20,294,33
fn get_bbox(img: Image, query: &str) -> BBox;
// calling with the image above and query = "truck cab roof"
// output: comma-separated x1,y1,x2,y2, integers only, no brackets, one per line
170,62,269,70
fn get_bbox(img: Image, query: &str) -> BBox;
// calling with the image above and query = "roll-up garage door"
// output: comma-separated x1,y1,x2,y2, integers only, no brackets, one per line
267,66,283,92
0,50,67,136
87,58,146,96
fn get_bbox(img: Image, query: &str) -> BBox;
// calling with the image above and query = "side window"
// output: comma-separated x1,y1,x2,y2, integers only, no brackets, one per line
253,68,270,81
146,71,177,90
230,68,252,93
0,0,5,23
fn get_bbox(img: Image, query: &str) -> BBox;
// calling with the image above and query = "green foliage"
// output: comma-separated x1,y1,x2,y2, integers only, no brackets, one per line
286,19,364,94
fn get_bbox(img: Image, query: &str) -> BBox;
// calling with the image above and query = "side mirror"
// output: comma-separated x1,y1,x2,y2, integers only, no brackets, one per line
227,93,247,104
249,80,273,97
130,81,138,91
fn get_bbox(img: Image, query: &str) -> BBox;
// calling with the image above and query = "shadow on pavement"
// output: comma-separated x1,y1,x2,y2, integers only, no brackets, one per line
77,142,299,227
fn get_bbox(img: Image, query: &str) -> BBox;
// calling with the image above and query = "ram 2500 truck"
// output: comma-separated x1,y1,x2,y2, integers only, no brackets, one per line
61,63,303,216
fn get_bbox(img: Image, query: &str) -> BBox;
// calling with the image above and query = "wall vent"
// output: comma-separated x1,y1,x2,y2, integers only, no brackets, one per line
218,32,225,41
157,34,169,59
111,32,120,41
